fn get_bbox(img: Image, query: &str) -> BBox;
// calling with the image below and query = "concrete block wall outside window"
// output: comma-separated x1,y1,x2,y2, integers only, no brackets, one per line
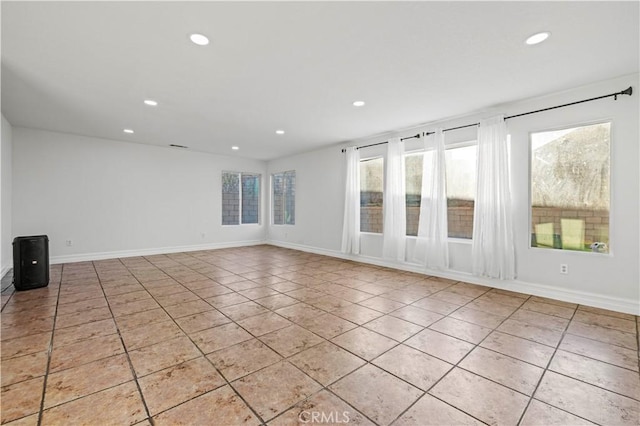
222,171,260,225
272,171,295,225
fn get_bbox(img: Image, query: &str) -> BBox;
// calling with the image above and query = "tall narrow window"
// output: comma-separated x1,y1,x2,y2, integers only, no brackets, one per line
222,171,260,225
405,153,423,236
445,144,477,239
241,174,260,224
272,170,296,225
360,157,383,233
530,122,610,253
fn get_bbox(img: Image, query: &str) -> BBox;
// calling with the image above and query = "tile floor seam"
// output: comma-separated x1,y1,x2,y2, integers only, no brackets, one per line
331,360,423,426
553,345,640,374
514,302,579,425
265,360,376,424
545,369,640,403
524,397,603,426
128,259,271,425
414,392,492,426
404,290,544,423
563,321,639,346
91,258,155,425
571,317,639,335
35,262,63,426
394,292,537,425
485,323,560,350
319,317,460,424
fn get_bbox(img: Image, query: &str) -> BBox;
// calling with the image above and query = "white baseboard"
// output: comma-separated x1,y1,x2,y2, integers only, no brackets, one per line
1,264,11,279
267,239,640,316
50,240,266,265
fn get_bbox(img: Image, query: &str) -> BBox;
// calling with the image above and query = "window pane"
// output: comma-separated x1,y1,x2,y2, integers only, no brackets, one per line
284,171,296,225
405,153,423,236
272,173,284,225
241,174,260,224
222,172,240,225
272,171,295,225
445,145,477,239
530,122,610,253
360,158,383,233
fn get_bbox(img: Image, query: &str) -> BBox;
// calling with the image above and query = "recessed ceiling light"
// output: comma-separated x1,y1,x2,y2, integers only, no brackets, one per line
353,101,365,107
525,32,550,45
275,130,285,135
123,129,134,134
144,99,158,106
231,146,239,150
189,33,209,46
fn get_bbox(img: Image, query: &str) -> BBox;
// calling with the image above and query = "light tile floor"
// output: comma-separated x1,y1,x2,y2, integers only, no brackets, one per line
1,245,639,425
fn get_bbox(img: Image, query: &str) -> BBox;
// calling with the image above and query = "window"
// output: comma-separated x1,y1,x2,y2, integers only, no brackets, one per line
273,171,296,225
530,122,610,253
403,144,477,238
222,171,260,225
405,153,423,236
445,144,477,239
360,157,383,233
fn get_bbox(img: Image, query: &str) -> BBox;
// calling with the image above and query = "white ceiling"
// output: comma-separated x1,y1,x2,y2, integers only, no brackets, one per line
2,1,638,161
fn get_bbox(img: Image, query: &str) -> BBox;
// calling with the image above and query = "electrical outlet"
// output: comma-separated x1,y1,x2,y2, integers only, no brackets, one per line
560,264,568,274
65,240,72,247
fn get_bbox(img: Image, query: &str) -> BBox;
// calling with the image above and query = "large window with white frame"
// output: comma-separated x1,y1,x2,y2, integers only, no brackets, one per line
272,170,296,225
530,121,611,253
221,171,260,225
403,143,477,238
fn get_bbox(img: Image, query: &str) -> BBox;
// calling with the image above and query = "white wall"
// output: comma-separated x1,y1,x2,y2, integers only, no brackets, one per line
1,114,13,276
12,128,268,262
268,73,640,314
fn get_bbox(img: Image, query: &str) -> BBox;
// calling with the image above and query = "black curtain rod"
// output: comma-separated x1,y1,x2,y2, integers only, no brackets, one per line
342,86,632,150
341,133,420,153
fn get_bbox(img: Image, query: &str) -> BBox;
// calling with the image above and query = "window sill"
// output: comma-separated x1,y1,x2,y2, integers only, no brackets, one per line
404,235,473,244
529,245,612,257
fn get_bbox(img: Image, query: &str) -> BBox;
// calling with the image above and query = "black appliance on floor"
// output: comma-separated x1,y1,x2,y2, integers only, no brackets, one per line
12,235,49,291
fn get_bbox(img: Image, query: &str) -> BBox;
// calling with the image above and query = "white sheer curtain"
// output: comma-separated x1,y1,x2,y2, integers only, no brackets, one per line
472,115,516,279
382,138,406,262
341,146,360,255
414,129,449,270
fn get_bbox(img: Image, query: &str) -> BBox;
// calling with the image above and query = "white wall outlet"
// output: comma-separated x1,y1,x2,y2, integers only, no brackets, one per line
560,264,569,274
65,240,72,246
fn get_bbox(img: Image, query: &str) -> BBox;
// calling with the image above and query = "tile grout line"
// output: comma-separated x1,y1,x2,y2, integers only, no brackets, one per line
383,285,508,425
164,250,408,425
36,264,63,426
93,258,156,425
513,305,595,426
122,254,270,425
